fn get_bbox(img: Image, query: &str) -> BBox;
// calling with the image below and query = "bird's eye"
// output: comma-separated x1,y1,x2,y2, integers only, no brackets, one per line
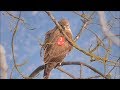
61,25,65,29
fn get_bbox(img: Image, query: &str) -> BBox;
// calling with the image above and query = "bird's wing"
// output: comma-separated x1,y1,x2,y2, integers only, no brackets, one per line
44,29,72,64
43,28,56,51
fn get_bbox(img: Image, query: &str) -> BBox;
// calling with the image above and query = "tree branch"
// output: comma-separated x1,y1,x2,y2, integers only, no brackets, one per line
80,64,82,79
106,57,120,77
11,11,27,79
29,65,44,78
73,11,95,42
6,11,24,22
62,62,108,79
29,61,109,79
5,11,36,30
57,67,76,79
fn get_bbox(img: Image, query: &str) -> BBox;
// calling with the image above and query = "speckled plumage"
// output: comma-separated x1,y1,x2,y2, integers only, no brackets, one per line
43,19,73,79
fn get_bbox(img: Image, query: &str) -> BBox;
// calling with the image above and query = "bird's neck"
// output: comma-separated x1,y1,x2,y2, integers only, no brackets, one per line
55,26,73,37
65,28,73,36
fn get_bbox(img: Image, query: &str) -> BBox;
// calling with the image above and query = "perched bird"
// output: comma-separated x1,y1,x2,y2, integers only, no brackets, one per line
43,18,73,79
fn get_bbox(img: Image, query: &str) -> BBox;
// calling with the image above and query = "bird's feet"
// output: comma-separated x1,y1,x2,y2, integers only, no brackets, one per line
54,63,62,69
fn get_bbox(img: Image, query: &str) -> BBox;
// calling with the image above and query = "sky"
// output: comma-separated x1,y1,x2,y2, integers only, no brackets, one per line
0,11,120,79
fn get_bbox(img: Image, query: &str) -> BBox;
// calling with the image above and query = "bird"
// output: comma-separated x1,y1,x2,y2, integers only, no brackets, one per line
43,18,73,79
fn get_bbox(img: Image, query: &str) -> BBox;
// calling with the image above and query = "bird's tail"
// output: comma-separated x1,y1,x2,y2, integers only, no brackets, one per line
43,62,59,79
43,64,52,79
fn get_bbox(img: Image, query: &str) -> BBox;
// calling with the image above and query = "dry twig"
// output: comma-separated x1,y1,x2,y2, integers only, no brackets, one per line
57,67,76,79
11,11,27,79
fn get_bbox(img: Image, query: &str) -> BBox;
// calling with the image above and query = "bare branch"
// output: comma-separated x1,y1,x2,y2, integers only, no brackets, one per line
29,61,109,79
73,11,95,41
87,29,109,53
106,57,120,76
86,75,101,79
10,66,15,79
5,11,36,30
80,64,82,78
74,21,89,42
29,65,44,78
62,62,108,79
6,11,24,22
57,67,76,79
11,11,27,79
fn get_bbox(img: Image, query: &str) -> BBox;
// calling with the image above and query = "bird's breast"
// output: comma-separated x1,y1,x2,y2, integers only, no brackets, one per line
57,37,65,46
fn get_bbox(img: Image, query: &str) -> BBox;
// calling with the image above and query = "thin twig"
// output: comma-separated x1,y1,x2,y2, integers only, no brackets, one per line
74,21,89,42
6,11,24,22
11,11,27,79
86,75,101,79
10,66,15,79
87,29,109,53
106,57,120,77
80,64,82,79
57,67,76,79
6,11,36,30
29,65,44,78
73,11,95,41
62,62,108,79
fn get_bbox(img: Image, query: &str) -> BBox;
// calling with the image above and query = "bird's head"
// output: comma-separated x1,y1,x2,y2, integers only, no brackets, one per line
58,18,70,30
58,18,72,35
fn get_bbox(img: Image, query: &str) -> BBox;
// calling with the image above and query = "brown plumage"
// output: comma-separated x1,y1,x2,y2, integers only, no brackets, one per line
43,19,73,79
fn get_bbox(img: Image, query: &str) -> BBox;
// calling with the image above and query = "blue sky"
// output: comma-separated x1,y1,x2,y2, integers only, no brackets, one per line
0,11,120,79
